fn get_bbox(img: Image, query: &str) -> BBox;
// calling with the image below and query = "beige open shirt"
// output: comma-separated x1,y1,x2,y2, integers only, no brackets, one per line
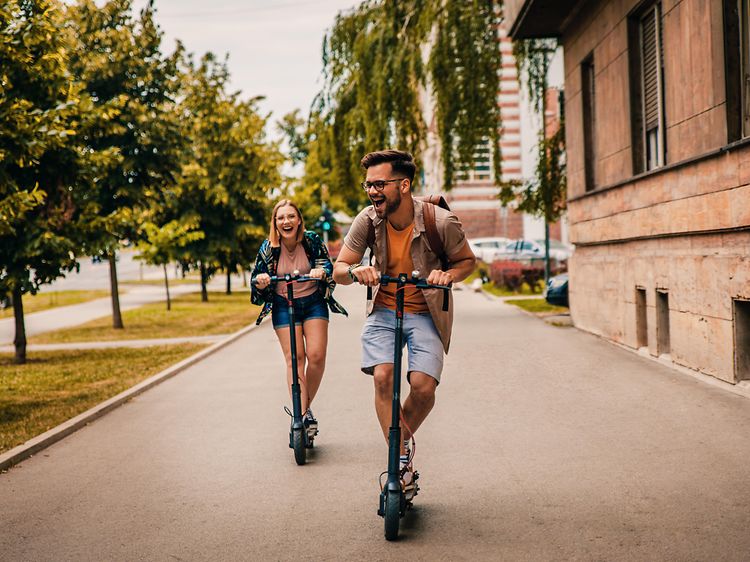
343,198,467,353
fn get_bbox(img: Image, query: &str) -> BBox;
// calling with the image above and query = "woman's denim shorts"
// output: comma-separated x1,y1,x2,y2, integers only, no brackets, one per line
271,291,329,329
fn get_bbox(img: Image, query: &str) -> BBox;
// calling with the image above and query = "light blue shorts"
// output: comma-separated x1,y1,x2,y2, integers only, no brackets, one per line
361,307,444,383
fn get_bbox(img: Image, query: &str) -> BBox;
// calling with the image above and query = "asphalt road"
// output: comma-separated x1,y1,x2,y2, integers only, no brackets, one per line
2,285,750,560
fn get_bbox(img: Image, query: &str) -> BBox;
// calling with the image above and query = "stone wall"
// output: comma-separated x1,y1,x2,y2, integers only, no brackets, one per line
571,231,750,383
560,0,750,383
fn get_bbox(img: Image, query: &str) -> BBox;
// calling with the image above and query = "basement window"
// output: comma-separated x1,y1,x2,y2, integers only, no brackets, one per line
656,289,671,356
636,287,648,349
734,299,750,381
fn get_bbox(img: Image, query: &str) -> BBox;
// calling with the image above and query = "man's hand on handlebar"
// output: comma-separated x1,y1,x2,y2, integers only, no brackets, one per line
255,273,272,289
351,265,381,286
426,269,455,287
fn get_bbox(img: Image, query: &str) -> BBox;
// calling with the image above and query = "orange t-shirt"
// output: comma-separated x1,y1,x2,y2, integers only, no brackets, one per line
374,221,429,313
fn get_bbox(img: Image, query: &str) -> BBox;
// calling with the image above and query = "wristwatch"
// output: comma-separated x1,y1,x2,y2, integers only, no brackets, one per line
347,263,361,281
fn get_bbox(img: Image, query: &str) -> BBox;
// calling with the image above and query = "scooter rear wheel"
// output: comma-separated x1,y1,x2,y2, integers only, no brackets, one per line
292,427,306,465
384,489,401,540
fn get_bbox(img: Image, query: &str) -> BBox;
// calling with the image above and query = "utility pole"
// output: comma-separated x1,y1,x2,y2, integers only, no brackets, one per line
321,184,330,246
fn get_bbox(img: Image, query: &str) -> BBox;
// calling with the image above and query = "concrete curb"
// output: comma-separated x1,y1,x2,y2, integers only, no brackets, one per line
0,322,259,472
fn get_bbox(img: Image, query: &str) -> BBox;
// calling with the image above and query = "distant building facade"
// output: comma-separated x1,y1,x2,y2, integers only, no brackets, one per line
421,21,566,243
507,0,750,384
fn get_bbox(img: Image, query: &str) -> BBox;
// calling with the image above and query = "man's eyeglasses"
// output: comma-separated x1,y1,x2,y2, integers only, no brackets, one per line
360,178,406,192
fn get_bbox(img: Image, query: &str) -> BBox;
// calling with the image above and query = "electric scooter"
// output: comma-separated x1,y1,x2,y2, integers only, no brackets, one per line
374,271,451,541
255,271,319,465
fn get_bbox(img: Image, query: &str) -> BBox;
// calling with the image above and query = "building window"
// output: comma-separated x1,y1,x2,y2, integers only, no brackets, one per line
581,53,596,191
724,0,750,140
636,287,648,349
456,138,493,182
628,2,666,172
656,289,670,356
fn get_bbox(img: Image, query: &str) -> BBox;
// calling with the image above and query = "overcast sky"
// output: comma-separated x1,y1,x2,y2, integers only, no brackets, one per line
133,0,360,130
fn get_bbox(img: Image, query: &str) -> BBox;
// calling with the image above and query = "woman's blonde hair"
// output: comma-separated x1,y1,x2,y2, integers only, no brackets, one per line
269,199,305,247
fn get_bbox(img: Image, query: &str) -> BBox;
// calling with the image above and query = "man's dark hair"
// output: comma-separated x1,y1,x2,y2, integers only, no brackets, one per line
360,149,417,184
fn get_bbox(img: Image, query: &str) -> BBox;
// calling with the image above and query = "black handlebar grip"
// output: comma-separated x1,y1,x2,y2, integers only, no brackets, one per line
442,288,449,311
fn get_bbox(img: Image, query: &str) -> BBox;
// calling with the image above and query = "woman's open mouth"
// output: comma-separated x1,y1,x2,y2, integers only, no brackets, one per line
281,225,295,234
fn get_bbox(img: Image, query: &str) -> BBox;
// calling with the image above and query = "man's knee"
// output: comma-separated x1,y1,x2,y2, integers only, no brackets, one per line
373,365,393,396
409,372,437,401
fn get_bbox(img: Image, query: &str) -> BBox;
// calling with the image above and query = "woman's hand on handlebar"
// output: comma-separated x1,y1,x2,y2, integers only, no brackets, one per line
308,268,326,280
426,269,454,287
255,273,272,289
351,265,380,286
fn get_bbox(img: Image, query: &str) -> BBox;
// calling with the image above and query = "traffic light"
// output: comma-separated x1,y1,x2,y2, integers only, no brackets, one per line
318,208,334,232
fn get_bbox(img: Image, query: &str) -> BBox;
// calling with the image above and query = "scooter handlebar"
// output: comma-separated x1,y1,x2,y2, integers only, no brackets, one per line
377,271,452,311
252,270,321,287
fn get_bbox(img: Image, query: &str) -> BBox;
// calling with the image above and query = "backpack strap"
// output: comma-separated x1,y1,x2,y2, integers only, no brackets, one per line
421,201,449,271
365,217,376,300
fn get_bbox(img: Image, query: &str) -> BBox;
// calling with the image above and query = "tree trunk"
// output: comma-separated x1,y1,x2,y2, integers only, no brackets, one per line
109,251,124,329
241,267,248,288
200,263,208,302
163,264,171,311
226,270,231,295
12,285,26,365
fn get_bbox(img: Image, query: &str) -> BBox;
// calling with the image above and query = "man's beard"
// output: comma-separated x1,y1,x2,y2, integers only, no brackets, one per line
373,191,401,218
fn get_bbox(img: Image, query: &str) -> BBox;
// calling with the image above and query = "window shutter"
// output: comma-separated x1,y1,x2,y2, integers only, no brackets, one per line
641,8,660,131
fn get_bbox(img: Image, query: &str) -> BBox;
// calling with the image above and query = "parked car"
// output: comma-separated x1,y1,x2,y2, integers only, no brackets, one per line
468,237,511,262
501,238,573,261
544,272,569,307
533,239,573,261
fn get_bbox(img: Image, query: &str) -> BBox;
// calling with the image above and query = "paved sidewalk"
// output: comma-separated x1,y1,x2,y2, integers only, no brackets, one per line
0,279,236,345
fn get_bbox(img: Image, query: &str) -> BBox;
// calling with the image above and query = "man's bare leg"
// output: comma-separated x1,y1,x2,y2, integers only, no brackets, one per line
401,371,437,441
372,363,394,441
373,365,436,451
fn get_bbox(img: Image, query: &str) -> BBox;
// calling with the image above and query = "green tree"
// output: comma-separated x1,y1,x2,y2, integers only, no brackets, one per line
177,53,283,300
0,0,93,363
498,38,566,283
301,0,502,214
66,0,184,328
134,218,203,310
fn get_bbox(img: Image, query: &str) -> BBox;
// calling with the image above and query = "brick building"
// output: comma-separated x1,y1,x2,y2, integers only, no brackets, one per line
507,0,750,384
420,21,563,241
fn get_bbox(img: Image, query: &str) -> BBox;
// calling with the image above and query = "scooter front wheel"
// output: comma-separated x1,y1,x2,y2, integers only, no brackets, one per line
292,427,306,465
384,489,401,540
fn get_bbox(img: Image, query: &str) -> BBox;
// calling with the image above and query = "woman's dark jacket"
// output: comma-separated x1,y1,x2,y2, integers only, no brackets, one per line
250,230,347,325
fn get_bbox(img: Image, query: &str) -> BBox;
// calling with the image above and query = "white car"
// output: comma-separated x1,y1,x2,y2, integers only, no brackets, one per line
501,239,573,261
468,237,512,262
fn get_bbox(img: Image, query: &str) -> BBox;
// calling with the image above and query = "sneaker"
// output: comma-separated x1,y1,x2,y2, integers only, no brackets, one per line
303,409,318,437
399,458,419,502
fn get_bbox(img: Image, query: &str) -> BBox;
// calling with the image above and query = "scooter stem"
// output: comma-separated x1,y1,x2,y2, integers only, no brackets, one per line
387,273,407,485
286,274,304,428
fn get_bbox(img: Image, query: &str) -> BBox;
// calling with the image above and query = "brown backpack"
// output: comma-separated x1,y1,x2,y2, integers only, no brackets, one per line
365,194,451,271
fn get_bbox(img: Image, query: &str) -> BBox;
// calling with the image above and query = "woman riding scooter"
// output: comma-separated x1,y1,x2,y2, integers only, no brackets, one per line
251,199,347,437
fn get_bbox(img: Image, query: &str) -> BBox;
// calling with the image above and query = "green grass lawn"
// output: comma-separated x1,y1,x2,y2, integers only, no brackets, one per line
506,298,569,315
32,291,260,344
0,290,110,319
481,281,545,297
0,344,206,454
